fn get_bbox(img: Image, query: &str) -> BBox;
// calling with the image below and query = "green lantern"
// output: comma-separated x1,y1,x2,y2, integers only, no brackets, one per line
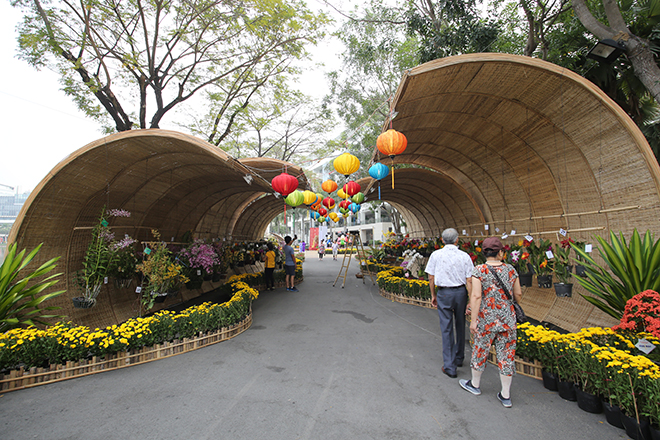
285,190,305,207
352,192,365,204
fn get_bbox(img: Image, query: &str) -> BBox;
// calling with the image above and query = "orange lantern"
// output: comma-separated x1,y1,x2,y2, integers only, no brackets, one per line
321,179,338,193
376,129,408,189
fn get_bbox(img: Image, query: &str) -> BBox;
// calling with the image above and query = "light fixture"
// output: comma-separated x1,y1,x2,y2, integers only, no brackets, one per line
586,39,625,63
243,174,253,185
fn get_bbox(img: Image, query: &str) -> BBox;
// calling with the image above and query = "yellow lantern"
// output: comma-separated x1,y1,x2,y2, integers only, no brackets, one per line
333,153,360,177
303,190,317,205
337,188,347,199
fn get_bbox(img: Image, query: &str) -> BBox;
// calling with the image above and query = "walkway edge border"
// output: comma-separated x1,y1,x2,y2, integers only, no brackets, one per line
0,313,252,393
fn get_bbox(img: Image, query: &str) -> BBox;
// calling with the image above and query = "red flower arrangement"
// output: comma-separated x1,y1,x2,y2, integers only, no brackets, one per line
612,290,660,338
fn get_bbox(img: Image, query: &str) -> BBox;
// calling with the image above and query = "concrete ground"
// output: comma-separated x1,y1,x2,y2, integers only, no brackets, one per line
0,254,628,439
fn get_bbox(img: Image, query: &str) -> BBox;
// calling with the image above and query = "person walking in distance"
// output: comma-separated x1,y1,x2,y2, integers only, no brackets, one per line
264,242,276,291
283,235,298,291
332,239,339,260
425,228,474,379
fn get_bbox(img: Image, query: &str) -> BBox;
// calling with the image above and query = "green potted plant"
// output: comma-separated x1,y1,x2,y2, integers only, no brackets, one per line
108,235,138,288
527,238,553,288
73,208,117,308
136,229,189,311
553,238,574,297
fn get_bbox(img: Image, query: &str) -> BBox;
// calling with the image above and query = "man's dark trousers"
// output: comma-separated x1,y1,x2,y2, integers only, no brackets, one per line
436,285,468,375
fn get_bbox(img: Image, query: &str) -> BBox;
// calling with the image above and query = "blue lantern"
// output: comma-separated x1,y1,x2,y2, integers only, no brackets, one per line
349,202,360,214
368,162,390,199
310,211,320,220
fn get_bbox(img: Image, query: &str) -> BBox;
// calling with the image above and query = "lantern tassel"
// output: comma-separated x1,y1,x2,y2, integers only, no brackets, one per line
378,182,381,200
391,158,395,190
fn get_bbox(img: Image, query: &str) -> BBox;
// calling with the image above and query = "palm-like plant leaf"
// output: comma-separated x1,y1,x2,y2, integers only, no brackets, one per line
0,243,66,332
571,229,660,319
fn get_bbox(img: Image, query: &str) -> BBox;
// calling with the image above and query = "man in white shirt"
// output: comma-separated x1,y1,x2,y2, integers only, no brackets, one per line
425,228,474,378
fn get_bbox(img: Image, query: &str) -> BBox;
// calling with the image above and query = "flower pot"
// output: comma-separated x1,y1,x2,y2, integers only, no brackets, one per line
575,264,587,277
153,292,167,303
557,380,577,401
621,413,652,440
537,274,553,288
519,272,533,287
72,297,96,309
203,273,212,281
541,370,558,391
114,277,133,289
603,401,625,429
650,424,660,440
167,290,180,299
554,283,573,297
575,386,602,414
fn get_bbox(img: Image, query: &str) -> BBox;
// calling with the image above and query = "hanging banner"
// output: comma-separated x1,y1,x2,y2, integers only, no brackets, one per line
309,227,319,250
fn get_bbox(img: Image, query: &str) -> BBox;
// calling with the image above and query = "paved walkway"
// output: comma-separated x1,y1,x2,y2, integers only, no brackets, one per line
1,255,628,439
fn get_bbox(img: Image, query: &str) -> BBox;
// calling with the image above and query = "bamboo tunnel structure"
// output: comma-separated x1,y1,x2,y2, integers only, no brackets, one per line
9,54,660,331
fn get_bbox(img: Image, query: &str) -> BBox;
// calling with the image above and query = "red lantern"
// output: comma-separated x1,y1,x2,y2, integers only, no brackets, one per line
322,197,336,210
342,181,361,197
271,173,299,197
318,207,328,217
339,199,351,210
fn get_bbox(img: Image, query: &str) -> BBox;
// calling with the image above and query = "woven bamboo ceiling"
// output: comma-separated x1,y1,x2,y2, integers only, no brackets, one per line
9,130,307,321
364,53,660,240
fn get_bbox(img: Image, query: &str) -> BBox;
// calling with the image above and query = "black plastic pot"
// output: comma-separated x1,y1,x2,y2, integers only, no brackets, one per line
557,380,577,401
537,274,553,289
575,264,587,277
72,297,96,309
554,283,573,297
519,272,533,287
542,370,558,391
621,413,652,440
575,386,602,414
603,401,625,429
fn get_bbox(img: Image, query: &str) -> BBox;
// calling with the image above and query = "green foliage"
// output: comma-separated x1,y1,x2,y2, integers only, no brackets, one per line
0,243,65,332
572,229,660,319
76,209,116,297
12,0,328,133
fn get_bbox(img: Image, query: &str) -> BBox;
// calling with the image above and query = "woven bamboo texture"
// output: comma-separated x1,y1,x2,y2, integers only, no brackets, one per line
8,130,310,328
0,313,252,393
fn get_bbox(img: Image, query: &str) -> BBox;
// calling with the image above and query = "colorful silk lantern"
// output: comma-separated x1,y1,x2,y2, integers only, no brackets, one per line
318,216,326,223
322,197,336,209
352,192,365,204
310,211,320,220
368,162,390,200
321,180,338,193
271,173,298,197
339,207,348,215
318,207,328,217
339,199,351,210
376,129,407,189
303,190,317,205
342,212,349,218
333,153,360,177
337,188,347,199
342,181,361,197
329,212,339,222
285,190,304,208
349,202,360,214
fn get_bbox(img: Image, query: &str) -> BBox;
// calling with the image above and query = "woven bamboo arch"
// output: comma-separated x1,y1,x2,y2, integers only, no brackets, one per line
367,53,660,241
363,53,660,331
9,130,309,328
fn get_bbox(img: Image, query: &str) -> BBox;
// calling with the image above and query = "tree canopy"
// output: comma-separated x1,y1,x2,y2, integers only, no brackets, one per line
12,0,328,133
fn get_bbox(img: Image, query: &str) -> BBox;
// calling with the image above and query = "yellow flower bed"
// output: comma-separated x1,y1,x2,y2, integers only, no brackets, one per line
517,322,660,423
0,280,259,371
376,266,431,300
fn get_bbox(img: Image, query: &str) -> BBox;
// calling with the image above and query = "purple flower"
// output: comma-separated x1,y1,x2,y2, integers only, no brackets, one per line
108,209,131,218
111,236,137,251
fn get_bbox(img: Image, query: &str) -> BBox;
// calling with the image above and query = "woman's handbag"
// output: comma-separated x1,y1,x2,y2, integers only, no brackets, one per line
487,265,527,324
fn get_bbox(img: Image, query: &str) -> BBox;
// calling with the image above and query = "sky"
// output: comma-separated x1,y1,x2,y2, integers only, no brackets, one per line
0,0,346,194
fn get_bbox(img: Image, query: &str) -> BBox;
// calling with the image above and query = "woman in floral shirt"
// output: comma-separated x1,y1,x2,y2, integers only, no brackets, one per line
459,237,522,408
